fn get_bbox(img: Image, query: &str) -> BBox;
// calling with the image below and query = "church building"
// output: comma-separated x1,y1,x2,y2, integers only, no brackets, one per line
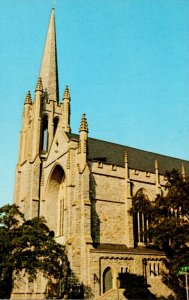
12,8,189,299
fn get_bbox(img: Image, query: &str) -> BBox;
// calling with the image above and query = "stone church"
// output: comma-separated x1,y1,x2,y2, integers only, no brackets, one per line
12,8,189,300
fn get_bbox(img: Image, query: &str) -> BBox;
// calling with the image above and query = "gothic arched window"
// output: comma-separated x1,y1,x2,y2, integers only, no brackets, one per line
41,115,48,152
53,117,59,136
46,165,65,236
133,189,150,246
103,267,113,294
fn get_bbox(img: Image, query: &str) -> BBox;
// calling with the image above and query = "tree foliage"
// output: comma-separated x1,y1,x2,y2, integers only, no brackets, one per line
148,170,189,260
0,204,82,299
131,169,189,299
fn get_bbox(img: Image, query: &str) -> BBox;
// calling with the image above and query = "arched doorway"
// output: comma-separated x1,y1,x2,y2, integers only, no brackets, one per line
103,267,113,293
45,165,66,236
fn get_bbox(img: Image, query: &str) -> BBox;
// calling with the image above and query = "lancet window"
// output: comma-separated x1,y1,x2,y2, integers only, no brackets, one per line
53,116,59,136
133,189,150,246
103,267,113,293
41,115,48,152
46,165,65,236
149,262,160,277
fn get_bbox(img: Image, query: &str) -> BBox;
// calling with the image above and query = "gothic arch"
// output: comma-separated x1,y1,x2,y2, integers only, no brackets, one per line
41,114,49,152
102,266,114,294
135,188,150,200
133,188,150,246
45,164,66,237
53,116,59,136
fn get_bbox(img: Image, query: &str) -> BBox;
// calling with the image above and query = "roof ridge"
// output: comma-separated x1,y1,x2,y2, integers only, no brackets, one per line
67,132,189,162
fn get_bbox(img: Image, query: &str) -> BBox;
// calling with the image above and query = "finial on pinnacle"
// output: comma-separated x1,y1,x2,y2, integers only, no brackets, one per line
35,77,43,92
24,91,32,104
79,113,88,132
63,85,70,99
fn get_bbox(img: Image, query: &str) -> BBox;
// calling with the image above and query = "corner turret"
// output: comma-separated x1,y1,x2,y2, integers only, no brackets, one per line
31,78,43,159
79,113,88,133
18,91,33,164
62,85,71,133
35,77,43,93
79,113,88,171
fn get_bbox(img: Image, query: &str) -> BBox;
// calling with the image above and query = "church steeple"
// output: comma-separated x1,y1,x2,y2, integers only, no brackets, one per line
39,9,59,102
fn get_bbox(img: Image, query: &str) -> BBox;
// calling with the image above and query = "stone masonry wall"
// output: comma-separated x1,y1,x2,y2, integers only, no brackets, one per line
91,200,126,244
89,250,173,299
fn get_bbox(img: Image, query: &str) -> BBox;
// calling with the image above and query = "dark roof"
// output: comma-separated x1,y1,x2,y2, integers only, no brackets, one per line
67,133,189,175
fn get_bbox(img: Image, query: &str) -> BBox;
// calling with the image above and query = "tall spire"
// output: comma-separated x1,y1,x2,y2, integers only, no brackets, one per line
39,9,59,102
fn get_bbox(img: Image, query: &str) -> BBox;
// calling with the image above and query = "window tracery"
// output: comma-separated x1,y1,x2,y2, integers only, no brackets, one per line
133,189,151,246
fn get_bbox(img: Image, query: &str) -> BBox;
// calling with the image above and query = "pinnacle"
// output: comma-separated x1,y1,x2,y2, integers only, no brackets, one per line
24,91,32,104
63,85,70,99
79,113,88,132
35,77,43,92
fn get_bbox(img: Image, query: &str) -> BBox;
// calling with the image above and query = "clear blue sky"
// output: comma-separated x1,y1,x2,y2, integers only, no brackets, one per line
0,0,189,207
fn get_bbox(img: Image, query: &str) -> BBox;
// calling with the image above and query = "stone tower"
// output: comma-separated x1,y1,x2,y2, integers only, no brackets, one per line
14,9,71,220
13,9,92,297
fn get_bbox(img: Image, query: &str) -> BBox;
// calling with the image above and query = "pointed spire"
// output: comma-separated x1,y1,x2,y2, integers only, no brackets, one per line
24,91,32,104
39,9,59,102
35,77,43,92
63,85,70,100
79,114,88,132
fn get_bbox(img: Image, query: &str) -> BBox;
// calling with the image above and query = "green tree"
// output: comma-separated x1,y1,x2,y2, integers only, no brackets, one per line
131,169,189,299
0,204,70,299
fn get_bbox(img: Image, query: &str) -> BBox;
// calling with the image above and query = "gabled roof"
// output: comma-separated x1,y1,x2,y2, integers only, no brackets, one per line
67,133,189,175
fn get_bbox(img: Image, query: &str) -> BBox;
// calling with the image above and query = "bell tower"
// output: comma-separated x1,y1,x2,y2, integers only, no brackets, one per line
14,9,71,219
